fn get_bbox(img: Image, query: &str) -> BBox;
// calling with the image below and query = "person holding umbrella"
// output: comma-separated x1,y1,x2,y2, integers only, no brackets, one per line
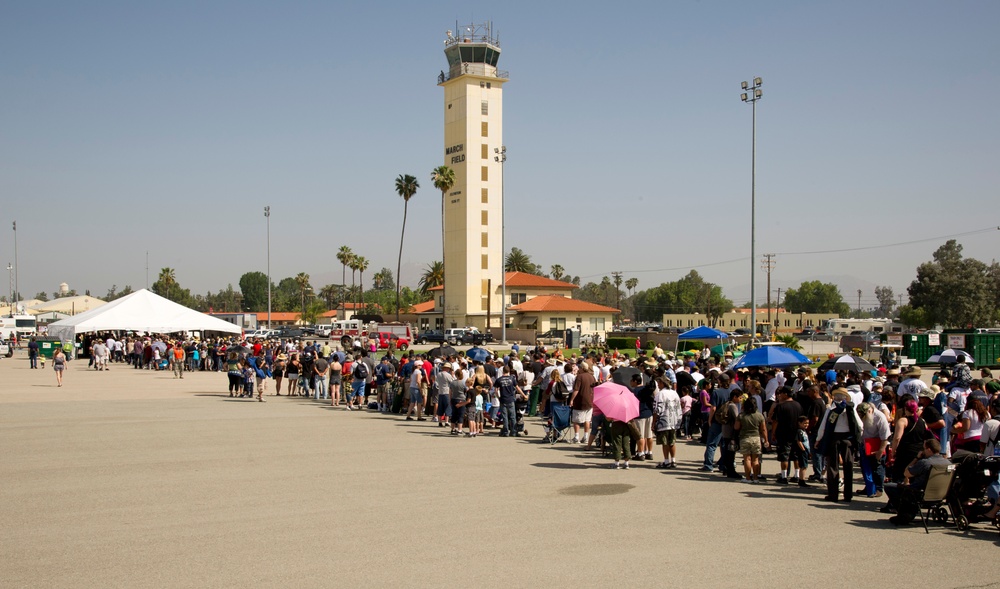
592,381,642,469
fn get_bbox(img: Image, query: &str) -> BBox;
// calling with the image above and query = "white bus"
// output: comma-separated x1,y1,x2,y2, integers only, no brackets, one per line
0,314,37,340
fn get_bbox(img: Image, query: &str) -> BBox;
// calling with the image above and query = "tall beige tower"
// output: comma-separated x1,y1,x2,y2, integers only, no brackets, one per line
438,23,507,330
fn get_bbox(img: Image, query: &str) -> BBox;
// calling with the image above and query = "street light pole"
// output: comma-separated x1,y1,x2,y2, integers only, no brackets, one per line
12,221,18,312
265,206,271,330
495,146,507,344
740,77,762,342
6,263,12,316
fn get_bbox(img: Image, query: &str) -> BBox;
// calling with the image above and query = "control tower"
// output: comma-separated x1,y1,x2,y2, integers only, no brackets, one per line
438,22,508,330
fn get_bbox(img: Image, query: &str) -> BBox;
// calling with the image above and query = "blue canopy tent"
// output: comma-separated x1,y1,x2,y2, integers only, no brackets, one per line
730,346,811,369
675,326,731,359
678,326,730,340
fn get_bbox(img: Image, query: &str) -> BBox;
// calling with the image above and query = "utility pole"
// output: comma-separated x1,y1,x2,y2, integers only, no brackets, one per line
773,287,781,335
611,271,623,326
762,254,775,327
857,289,862,317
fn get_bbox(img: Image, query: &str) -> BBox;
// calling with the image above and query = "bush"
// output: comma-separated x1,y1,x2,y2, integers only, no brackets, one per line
645,340,657,350
606,337,637,350
677,340,703,351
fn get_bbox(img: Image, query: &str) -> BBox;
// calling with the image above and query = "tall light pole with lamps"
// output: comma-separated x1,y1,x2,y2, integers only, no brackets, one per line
264,206,271,330
494,146,507,344
740,77,762,341
12,221,18,312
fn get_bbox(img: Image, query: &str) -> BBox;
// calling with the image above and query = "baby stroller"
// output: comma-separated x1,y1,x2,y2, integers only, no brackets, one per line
949,450,1000,531
543,402,573,445
494,398,529,437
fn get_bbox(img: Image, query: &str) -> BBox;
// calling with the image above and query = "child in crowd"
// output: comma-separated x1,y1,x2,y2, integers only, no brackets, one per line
795,415,811,488
473,385,485,437
242,361,256,400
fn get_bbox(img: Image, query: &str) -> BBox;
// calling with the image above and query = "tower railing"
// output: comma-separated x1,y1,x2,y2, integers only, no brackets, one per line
438,65,509,84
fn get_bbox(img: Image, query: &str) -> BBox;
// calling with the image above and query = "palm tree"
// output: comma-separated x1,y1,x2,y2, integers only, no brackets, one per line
356,255,369,309
418,261,444,294
158,267,177,288
336,246,353,312
625,277,638,297
348,257,359,313
294,272,311,321
626,277,639,322
395,173,420,321
319,284,338,309
431,166,454,323
550,264,565,282
505,247,534,273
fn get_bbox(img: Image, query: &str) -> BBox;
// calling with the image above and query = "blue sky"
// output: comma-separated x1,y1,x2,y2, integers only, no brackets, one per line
2,1,998,309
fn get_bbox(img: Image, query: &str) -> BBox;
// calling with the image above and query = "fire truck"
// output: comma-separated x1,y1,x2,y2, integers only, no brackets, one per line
328,320,413,350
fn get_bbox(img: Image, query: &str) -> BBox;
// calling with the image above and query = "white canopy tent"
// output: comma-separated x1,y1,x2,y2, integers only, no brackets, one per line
46,289,242,341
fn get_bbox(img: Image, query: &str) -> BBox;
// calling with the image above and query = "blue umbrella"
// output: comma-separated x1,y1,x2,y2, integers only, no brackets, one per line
730,346,811,369
466,347,491,363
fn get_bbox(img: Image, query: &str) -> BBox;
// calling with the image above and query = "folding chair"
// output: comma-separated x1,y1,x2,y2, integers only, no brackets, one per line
916,463,958,534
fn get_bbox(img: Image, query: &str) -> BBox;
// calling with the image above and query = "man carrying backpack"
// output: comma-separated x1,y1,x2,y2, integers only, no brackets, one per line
348,350,370,411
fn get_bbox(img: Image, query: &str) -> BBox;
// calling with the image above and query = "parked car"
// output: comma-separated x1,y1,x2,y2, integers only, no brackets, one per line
417,330,448,345
535,329,565,346
461,328,494,345
444,328,468,345
277,328,309,339
314,325,332,338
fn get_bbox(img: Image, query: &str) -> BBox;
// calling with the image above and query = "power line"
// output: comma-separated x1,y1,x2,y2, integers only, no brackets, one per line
575,225,999,282
774,226,999,257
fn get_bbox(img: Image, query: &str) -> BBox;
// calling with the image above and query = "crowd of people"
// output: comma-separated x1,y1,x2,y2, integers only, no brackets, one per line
29,330,1000,529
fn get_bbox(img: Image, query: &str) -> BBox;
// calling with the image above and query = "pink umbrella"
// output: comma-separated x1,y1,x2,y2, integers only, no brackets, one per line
592,382,640,423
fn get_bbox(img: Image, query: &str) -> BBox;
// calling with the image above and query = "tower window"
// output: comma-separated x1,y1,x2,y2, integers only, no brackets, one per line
481,122,488,137
481,232,488,247
481,166,488,181
481,188,488,203
481,100,488,115
482,254,489,270
481,210,488,225
481,144,488,159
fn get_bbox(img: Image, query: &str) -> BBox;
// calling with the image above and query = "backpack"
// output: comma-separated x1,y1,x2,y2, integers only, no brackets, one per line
714,401,733,426
353,361,369,381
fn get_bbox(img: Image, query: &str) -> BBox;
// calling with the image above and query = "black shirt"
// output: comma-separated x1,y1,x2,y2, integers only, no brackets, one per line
773,400,803,440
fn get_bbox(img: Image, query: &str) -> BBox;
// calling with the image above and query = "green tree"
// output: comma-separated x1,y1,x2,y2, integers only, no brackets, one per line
336,246,354,309
151,267,192,306
319,284,339,309
629,271,732,325
294,272,312,318
782,281,850,315
505,247,541,274
239,271,270,312
550,264,565,282
273,277,300,312
372,267,395,292
419,261,444,295
356,255,369,307
395,173,420,321
874,285,895,318
34,291,49,302
301,299,326,326
775,335,802,350
907,240,996,328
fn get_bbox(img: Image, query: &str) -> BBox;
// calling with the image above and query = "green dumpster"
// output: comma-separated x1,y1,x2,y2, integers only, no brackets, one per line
36,338,64,359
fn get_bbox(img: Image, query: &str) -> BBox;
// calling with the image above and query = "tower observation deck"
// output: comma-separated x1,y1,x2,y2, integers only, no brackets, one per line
437,22,509,84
